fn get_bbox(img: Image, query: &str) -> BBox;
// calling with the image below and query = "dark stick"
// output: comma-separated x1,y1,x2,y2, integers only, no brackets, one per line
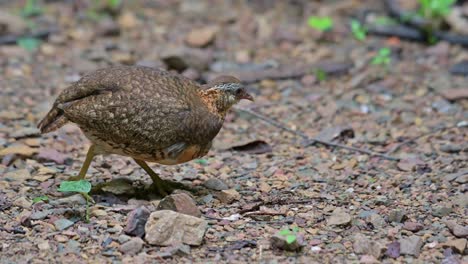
236,108,400,161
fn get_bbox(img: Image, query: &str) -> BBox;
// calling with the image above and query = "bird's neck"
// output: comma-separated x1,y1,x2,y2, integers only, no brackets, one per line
199,89,234,117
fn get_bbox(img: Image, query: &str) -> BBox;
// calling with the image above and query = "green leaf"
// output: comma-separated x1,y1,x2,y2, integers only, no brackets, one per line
286,234,297,244
371,48,391,66
419,0,455,18
307,16,333,32
278,229,291,236
195,159,208,165
32,195,49,204
17,37,41,52
350,20,366,41
315,68,327,81
21,0,42,17
58,180,92,193
107,0,122,9
291,226,300,233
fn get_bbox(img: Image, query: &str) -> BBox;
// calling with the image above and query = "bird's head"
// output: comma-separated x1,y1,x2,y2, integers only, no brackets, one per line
202,75,253,116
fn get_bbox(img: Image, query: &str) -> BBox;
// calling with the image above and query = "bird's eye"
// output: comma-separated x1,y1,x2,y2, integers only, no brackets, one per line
236,89,242,95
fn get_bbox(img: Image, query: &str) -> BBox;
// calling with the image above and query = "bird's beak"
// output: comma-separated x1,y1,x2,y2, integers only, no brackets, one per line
241,91,254,101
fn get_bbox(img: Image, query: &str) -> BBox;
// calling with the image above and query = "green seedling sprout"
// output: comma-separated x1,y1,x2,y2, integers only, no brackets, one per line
371,48,391,67
21,0,42,17
32,195,49,204
17,37,41,52
307,16,334,32
315,68,327,82
278,226,301,244
419,0,455,20
58,180,93,222
350,20,366,41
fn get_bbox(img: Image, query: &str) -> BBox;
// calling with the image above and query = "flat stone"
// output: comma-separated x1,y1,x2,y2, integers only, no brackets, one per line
185,26,218,48
157,192,201,217
54,218,74,231
399,235,423,256
216,189,240,204
145,210,207,246
388,209,407,223
119,237,144,255
367,214,386,228
443,239,467,254
3,169,31,183
327,208,352,226
0,145,38,157
432,205,453,217
13,197,32,208
203,178,228,191
403,221,424,232
353,234,383,258
445,221,468,238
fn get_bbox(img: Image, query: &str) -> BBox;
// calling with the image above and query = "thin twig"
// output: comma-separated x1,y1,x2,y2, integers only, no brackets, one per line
386,123,464,155
236,108,400,161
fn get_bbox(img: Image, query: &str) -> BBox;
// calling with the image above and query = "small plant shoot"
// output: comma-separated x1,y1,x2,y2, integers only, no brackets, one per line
419,0,456,19
32,195,49,204
371,48,392,66
21,0,43,17
58,180,93,222
351,20,366,41
17,37,41,52
308,16,334,32
277,227,300,245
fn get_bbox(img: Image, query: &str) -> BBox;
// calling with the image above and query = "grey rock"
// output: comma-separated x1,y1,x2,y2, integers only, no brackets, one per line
353,234,383,258
327,208,352,226
388,211,407,223
432,205,453,217
445,221,468,238
157,192,201,217
13,197,32,208
444,169,468,182
203,178,228,191
124,206,151,237
403,222,424,232
145,210,207,246
399,235,423,256
451,193,468,208
368,214,386,228
118,234,132,244
30,210,52,220
119,237,144,255
54,218,74,231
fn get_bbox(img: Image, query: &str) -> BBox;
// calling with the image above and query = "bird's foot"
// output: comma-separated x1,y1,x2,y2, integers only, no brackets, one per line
148,180,193,197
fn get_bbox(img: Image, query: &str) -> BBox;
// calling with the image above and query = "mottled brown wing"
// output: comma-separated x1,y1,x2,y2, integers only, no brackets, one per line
58,66,222,159
62,91,190,156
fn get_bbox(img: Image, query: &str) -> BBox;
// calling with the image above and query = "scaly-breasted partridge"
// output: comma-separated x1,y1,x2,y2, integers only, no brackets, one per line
38,66,253,195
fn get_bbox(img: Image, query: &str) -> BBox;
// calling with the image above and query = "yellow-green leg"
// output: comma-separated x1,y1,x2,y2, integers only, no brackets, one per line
133,159,189,196
69,144,96,181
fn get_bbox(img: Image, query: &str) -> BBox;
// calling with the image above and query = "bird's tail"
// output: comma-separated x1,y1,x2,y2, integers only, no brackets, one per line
37,106,68,133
